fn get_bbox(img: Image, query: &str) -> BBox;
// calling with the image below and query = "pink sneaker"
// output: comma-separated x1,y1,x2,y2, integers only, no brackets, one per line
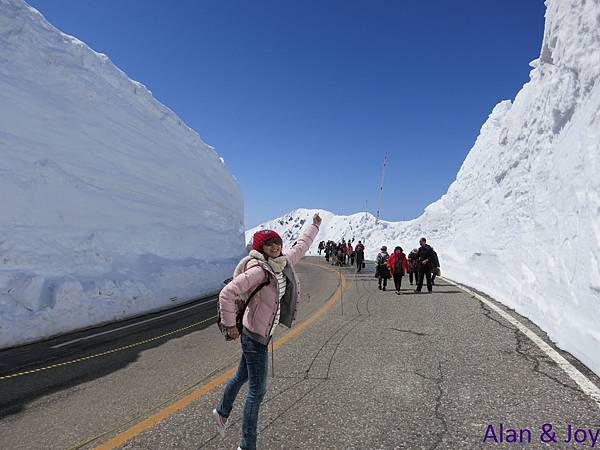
212,409,228,437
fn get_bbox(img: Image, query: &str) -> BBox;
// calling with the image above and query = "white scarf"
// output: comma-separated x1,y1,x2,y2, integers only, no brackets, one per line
233,250,288,278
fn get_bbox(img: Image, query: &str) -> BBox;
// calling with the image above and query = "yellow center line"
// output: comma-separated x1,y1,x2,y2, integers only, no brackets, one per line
0,317,216,381
93,261,345,450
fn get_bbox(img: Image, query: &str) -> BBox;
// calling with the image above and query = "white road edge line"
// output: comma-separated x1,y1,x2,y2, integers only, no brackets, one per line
50,297,216,349
442,277,600,411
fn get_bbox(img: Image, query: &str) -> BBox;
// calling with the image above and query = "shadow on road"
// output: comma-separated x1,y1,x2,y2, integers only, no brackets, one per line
0,297,218,420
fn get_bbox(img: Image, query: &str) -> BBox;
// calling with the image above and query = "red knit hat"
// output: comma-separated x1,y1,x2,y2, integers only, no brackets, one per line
252,229,283,252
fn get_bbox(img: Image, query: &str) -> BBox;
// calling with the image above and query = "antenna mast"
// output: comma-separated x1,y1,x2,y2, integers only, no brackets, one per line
375,152,388,225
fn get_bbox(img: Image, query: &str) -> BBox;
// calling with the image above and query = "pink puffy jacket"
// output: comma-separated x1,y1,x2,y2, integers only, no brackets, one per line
219,224,319,339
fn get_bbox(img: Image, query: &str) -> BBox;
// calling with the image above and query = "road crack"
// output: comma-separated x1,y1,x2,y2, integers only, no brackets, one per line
478,300,583,397
389,327,428,337
416,361,448,449
514,329,583,396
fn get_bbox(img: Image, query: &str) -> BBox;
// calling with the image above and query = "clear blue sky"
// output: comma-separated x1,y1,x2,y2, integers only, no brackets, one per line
27,0,546,228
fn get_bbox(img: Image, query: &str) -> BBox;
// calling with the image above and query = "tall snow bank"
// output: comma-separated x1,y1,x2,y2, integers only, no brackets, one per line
249,0,600,375
421,0,600,376
0,0,244,348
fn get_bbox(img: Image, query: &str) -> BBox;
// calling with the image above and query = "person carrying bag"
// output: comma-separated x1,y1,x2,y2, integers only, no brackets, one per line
213,213,321,450
375,246,391,290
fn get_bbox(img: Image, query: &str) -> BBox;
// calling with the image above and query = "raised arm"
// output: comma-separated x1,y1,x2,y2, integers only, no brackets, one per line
286,213,321,267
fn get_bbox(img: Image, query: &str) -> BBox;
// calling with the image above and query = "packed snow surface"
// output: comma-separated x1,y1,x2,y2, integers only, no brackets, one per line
248,0,600,376
0,0,244,348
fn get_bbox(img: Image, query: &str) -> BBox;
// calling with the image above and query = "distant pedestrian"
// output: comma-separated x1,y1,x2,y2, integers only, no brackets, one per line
355,241,365,273
408,249,419,285
376,246,391,290
214,213,322,450
340,241,348,265
347,242,354,266
335,247,342,266
331,242,338,265
415,238,434,293
387,246,409,294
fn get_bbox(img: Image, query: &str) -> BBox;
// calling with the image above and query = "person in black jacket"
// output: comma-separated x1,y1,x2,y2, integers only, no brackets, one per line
407,248,419,285
415,238,434,293
354,241,365,273
430,249,440,285
376,246,390,290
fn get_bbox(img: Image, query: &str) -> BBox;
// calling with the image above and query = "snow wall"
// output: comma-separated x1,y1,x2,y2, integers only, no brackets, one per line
248,0,600,376
0,0,245,348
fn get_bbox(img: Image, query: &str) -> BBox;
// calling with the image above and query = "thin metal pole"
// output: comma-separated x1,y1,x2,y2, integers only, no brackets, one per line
270,338,275,378
339,267,344,316
375,152,388,225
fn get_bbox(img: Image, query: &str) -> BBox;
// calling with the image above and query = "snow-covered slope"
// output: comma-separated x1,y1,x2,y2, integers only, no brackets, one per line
0,0,244,348
246,209,406,257
248,0,600,375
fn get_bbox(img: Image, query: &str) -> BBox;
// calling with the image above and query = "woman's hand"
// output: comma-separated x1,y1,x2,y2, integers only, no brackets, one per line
227,326,240,340
313,213,322,227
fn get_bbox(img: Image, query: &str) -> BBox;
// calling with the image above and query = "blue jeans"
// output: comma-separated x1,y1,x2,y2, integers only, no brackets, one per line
217,332,268,450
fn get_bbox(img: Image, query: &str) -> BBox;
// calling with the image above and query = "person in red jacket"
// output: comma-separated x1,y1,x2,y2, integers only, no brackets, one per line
387,246,409,294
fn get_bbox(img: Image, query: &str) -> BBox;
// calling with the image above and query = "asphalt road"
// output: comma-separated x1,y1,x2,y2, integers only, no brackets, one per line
1,256,599,450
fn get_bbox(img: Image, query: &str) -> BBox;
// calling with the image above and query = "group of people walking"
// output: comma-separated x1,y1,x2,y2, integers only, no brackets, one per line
375,237,440,294
318,239,366,272
318,236,440,294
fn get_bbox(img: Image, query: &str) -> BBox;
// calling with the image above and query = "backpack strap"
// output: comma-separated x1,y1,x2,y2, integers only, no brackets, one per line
219,268,271,340
245,270,270,305
235,269,270,333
